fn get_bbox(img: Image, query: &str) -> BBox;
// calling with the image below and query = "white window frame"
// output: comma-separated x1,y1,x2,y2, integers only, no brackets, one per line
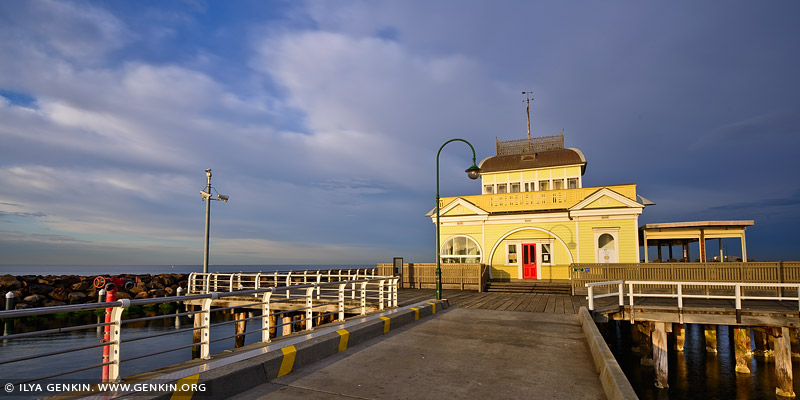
505,239,555,269
593,228,619,263
440,235,482,264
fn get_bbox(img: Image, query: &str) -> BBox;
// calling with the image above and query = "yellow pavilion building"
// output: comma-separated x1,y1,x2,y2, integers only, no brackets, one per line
428,132,652,280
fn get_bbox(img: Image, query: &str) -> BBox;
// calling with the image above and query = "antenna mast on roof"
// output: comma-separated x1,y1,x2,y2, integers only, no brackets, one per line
522,91,533,141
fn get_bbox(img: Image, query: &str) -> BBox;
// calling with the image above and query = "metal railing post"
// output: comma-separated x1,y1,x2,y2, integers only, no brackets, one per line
618,282,624,308
286,272,292,299
261,291,272,343
107,299,129,382
200,296,213,359
316,274,322,299
393,278,399,307
360,282,367,315
677,283,683,309
379,279,385,310
628,283,635,308
255,273,261,290
305,287,314,331
587,285,594,311
338,283,346,321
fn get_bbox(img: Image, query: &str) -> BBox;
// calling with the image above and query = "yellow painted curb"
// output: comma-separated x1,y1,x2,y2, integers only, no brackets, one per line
380,317,390,333
410,307,419,320
337,329,349,352
170,374,199,400
278,345,297,377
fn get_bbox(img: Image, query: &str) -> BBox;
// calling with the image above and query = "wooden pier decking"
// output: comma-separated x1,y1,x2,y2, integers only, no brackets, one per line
397,288,587,314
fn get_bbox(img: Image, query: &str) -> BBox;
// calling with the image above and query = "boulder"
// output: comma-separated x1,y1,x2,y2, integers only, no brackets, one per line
164,287,175,295
23,294,43,305
28,283,54,296
71,280,92,292
68,291,87,304
50,286,71,302
157,274,176,287
134,291,149,299
114,292,132,300
0,275,22,290
43,300,66,307
14,303,32,310
148,289,166,298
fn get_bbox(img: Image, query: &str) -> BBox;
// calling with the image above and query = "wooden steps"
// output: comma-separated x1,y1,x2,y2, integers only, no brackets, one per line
484,280,572,295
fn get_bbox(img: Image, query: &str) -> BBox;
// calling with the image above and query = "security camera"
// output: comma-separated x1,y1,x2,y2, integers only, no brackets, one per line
200,191,212,200
217,194,229,202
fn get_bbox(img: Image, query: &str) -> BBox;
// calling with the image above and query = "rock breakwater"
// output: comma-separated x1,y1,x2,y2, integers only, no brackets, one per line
1,273,189,309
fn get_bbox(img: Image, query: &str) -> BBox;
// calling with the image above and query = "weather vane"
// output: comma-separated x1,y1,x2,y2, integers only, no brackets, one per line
522,91,533,140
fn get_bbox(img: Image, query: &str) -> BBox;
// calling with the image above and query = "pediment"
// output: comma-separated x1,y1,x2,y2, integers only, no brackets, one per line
426,198,488,217
570,188,644,211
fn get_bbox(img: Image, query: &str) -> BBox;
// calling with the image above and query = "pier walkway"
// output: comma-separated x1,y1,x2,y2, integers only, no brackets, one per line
236,306,603,399
116,290,620,400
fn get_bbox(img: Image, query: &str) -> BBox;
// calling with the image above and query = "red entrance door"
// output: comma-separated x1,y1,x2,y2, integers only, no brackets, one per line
522,244,537,279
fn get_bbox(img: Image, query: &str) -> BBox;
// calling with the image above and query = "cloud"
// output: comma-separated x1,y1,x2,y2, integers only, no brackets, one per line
0,0,130,64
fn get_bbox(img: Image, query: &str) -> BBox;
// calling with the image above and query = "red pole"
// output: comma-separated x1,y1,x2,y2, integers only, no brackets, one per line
102,286,116,382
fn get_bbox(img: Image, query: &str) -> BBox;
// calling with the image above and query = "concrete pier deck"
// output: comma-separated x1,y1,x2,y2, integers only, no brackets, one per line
235,306,605,399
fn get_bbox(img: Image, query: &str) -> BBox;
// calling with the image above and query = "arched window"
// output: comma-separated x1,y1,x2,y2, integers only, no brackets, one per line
441,236,481,263
598,233,615,249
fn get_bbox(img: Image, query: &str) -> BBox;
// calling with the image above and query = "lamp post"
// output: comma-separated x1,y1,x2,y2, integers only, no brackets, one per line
201,169,229,274
436,139,481,300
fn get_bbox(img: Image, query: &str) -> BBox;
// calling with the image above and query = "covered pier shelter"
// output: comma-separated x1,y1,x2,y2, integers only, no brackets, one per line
639,220,754,263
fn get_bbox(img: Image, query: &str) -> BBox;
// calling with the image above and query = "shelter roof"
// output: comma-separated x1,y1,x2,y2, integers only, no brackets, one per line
640,221,754,231
479,148,587,174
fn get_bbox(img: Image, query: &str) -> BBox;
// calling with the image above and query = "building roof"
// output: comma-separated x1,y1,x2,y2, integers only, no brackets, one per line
478,148,587,174
639,220,755,231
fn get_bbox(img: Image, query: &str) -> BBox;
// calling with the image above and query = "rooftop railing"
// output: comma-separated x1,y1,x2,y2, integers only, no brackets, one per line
439,184,637,213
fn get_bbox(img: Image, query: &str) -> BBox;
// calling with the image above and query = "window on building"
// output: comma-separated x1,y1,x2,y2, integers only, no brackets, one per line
441,236,481,263
510,183,521,193
524,182,535,192
507,244,517,264
541,243,552,264
567,178,578,189
538,180,549,191
483,185,494,194
497,183,508,194
553,179,564,190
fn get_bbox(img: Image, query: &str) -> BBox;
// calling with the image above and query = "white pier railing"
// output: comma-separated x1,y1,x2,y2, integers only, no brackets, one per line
187,268,379,294
587,280,800,322
0,274,398,385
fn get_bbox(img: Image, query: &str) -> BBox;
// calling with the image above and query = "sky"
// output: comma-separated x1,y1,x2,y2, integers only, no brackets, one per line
0,0,799,266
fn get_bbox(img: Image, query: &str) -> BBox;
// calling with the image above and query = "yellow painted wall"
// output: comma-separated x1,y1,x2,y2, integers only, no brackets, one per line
438,216,639,279
481,164,582,187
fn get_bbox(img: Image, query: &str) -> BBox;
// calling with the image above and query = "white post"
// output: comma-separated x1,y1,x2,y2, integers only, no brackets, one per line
677,284,683,309
735,284,742,311
360,282,367,315
338,283,346,321
305,287,314,331
393,278,399,307
618,282,624,307
261,291,272,343
200,297,212,359
588,286,594,311
628,283,635,308
379,279,386,311
107,299,129,382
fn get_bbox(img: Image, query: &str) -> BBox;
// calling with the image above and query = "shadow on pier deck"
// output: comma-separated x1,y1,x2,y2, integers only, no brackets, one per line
110,290,634,400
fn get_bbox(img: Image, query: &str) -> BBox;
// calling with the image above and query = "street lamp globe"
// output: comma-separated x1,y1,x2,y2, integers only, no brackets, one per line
465,165,481,180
